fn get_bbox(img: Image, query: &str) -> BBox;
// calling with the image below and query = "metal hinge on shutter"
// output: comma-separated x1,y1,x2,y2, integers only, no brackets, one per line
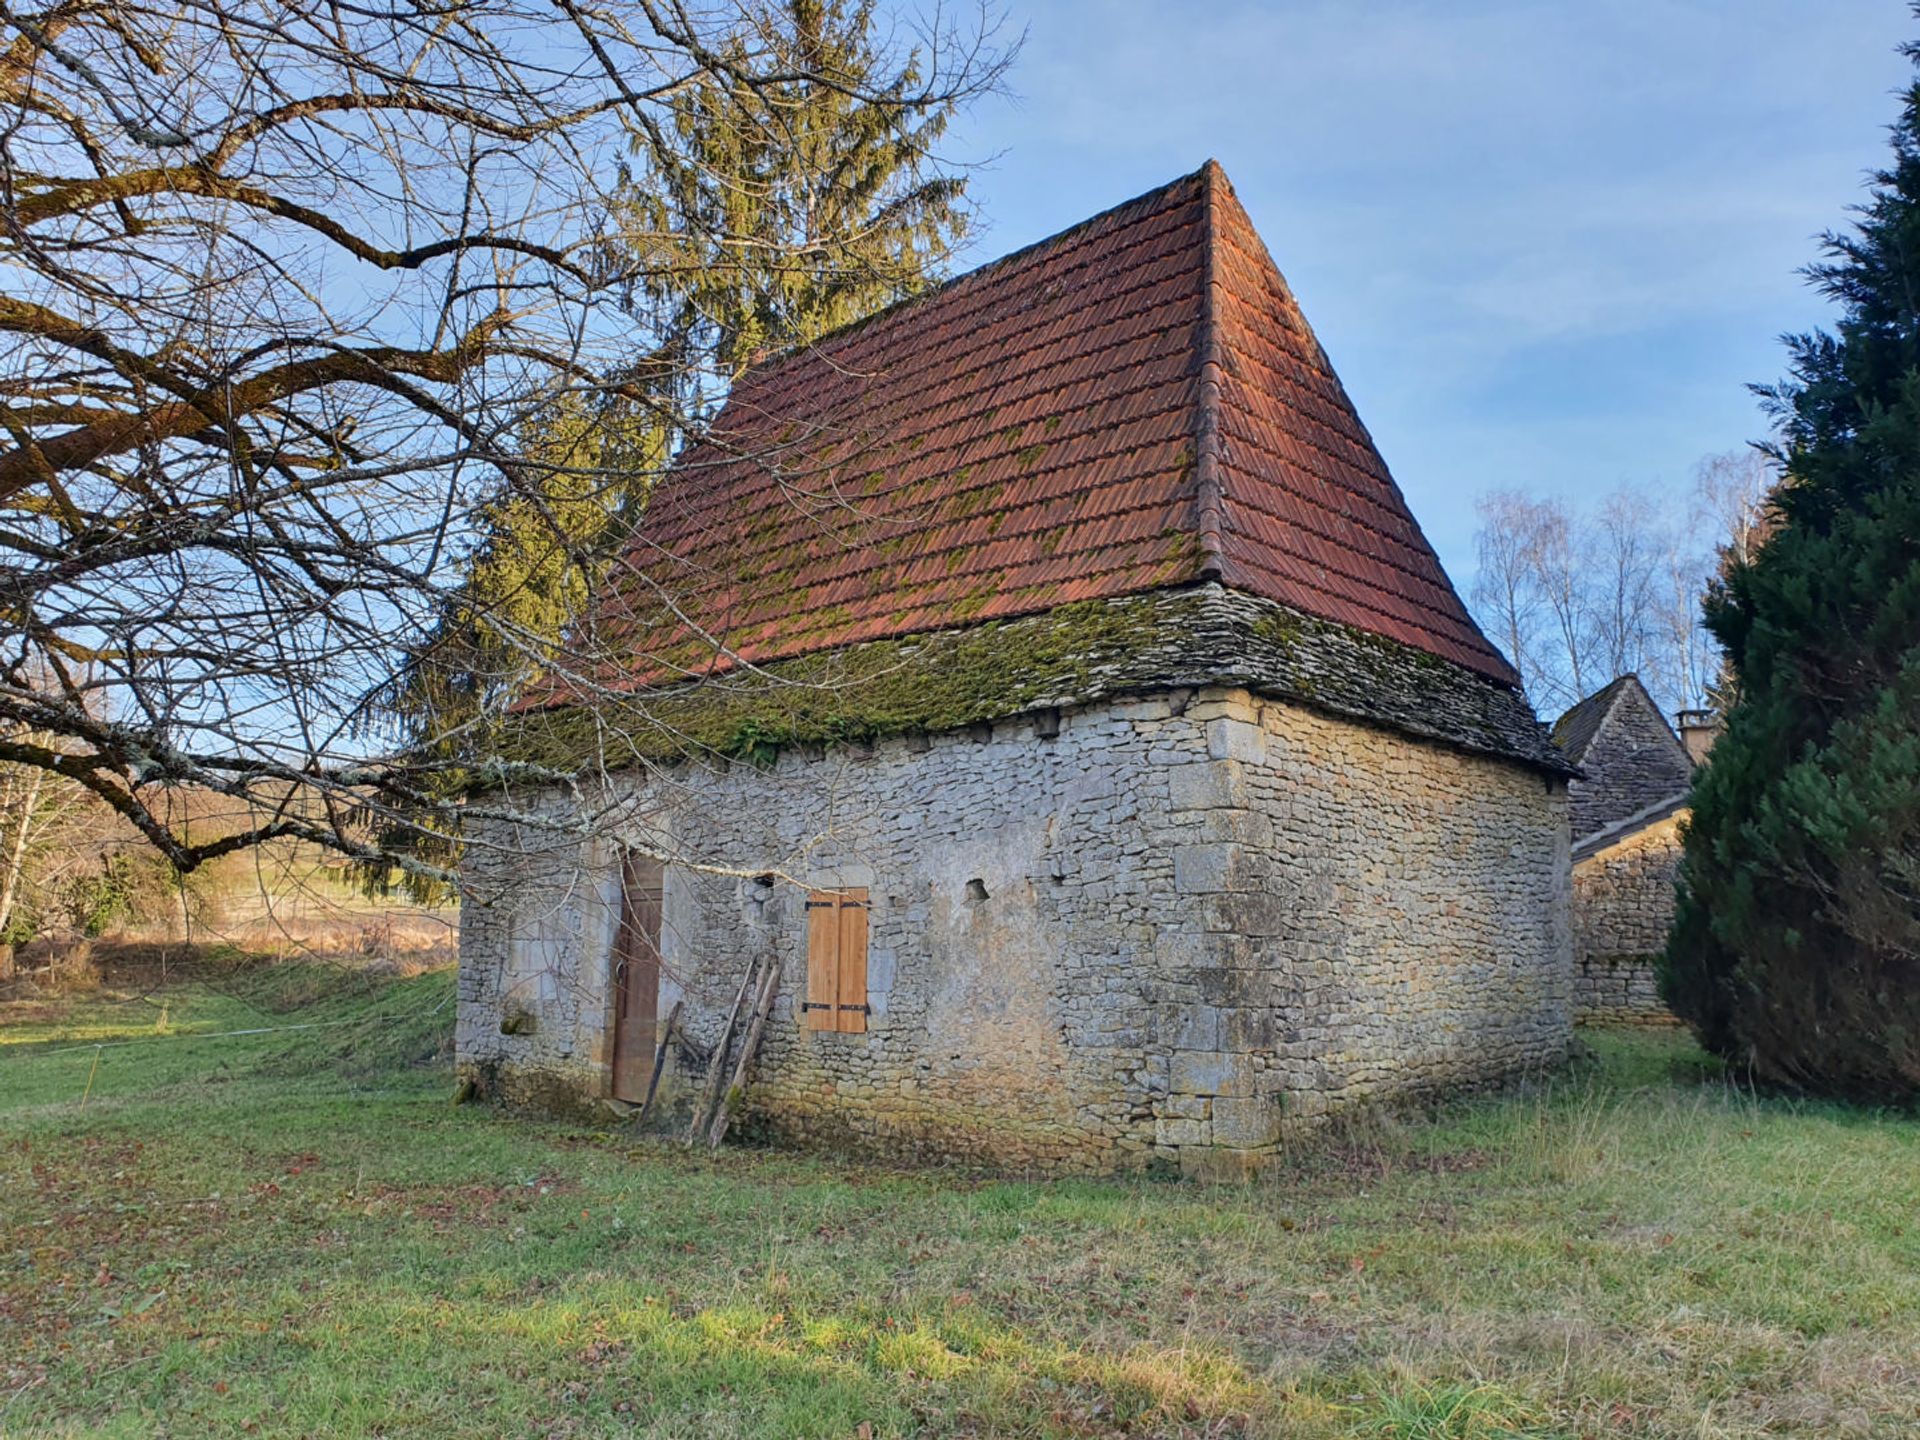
800,1001,871,1014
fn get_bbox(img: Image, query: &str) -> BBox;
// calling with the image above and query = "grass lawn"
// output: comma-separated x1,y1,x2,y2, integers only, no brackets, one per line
3,966,1916,1439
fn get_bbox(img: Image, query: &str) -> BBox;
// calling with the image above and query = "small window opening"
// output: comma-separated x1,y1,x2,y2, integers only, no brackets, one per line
965,877,990,903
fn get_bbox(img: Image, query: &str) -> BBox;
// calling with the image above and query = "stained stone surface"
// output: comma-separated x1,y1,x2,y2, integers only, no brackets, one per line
1572,813,1684,1024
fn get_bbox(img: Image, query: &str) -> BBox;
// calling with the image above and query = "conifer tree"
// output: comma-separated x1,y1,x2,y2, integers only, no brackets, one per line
1662,34,1920,1098
384,0,980,881
626,0,970,377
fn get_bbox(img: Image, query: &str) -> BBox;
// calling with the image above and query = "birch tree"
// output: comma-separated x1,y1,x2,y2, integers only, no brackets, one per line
0,724,103,972
1466,457,1777,721
1470,490,1547,697
1588,487,1663,683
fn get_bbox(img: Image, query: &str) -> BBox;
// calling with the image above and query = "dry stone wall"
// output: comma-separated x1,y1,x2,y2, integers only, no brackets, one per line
1571,814,1684,1023
458,686,1573,1174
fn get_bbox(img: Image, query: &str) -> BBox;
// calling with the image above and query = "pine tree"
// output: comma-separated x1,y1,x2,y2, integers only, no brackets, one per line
1662,35,1920,1098
624,0,969,377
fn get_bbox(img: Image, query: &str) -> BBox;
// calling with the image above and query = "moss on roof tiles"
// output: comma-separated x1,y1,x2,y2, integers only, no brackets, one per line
498,583,1570,778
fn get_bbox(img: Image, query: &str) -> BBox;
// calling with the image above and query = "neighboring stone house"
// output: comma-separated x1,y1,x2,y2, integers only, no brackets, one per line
1553,675,1697,1022
457,163,1576,1177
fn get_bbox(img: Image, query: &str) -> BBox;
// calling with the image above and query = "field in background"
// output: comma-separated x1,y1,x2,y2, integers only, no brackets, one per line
9,846,457,989
184,866,458,970
3,963,1917,1440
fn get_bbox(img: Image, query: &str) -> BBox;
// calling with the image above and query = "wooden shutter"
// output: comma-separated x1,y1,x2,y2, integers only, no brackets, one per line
835,891,868,1033
805,892,839,1030
804,888,869,1033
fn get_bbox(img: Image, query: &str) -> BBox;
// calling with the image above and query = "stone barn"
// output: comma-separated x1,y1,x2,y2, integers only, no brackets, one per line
1553,675,1698,1022
457,162,1576,1177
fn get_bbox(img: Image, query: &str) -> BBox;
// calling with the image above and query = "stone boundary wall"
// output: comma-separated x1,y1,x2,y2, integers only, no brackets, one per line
458,687,1572,1175
1571,814,1684,1024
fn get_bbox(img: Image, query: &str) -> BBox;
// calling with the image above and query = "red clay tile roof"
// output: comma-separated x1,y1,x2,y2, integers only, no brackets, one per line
588,161,1519,689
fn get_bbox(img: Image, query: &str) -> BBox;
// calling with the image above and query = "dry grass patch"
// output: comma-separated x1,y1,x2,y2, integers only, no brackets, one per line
1,978,1916,1438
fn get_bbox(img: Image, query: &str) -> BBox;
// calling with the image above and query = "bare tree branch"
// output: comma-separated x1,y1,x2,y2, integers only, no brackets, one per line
0,0,1011,892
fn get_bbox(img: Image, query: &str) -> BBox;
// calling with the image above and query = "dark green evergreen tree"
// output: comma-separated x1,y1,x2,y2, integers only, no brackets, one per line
1662,32,1920,1098
623,0,970,377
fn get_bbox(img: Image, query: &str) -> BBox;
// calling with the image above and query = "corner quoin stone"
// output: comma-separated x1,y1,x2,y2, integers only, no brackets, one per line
1210,1095,1284,1149
1167,758,1249,812
1205,715,1267,764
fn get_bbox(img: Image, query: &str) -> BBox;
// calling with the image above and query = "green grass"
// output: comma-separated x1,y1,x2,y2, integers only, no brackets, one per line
3,973,1917,1439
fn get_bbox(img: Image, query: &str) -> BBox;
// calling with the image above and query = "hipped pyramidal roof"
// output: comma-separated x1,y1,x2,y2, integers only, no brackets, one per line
594,162,1518,688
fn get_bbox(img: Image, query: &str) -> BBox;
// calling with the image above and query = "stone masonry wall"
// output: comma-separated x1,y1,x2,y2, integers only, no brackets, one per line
1571,813,1684,1023
457,686,1572,1175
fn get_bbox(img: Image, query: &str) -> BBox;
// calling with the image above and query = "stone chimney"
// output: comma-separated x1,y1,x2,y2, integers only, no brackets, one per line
1675,708,1722,766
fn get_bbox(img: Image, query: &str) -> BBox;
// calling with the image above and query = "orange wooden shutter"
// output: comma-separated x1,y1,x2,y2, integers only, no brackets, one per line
805,892,839,1031
836,889,869,1033
803,888,869,1032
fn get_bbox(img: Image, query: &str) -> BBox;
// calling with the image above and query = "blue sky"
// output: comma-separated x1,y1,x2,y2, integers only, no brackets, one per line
944,0,1913,580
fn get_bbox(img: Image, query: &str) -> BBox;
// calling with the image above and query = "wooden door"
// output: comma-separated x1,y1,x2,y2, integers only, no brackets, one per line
610,853,663,1101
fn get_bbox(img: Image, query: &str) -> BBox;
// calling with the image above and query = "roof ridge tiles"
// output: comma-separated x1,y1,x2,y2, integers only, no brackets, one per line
1192,159,1230,584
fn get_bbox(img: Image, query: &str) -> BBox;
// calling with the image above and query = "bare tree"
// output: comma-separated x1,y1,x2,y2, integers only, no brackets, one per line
1467,452,1782,725
0,723,98,972
1468,489,1596,714
1525,497,1591,712
0,0,1008,885
1693,447,1778,571
1588,487,1663,684
1470,490,1546,698
1649,543,1718,718
0,670,125,971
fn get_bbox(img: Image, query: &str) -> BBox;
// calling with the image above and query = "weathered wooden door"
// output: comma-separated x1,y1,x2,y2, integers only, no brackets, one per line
610,853,663,1102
